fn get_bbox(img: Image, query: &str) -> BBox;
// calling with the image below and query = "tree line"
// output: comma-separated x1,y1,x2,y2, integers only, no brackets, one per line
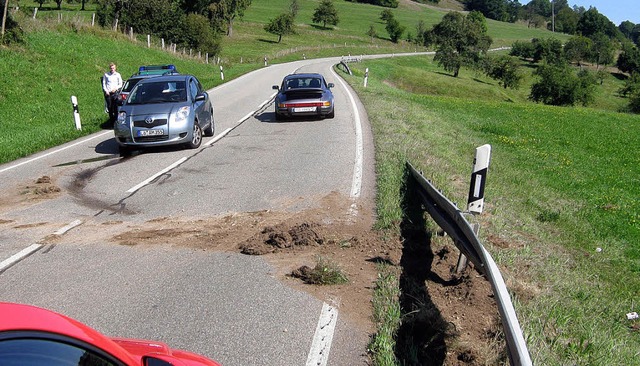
93,0,253,58
400,9,640,113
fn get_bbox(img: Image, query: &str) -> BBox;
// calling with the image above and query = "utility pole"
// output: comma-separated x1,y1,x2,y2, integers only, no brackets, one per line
551,0,555,32
2,0,9,41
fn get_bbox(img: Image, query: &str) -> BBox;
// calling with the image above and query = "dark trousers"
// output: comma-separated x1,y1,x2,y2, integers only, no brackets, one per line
105,93,118,121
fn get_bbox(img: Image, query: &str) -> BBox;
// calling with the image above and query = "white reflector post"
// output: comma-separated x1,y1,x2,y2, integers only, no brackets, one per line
467,144,491,214
71,95,81,130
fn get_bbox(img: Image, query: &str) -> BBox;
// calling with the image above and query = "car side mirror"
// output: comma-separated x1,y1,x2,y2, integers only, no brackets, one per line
328,83,334,88
272,85,279,90
195,92,207,102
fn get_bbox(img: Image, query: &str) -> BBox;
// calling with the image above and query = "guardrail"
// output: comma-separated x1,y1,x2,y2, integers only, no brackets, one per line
407,162,532,366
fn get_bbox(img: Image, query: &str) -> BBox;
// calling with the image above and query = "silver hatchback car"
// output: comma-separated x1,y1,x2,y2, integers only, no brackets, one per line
114,74,214,155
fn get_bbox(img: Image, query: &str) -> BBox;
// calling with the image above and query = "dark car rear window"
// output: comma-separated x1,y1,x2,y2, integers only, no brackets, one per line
284,78,322,89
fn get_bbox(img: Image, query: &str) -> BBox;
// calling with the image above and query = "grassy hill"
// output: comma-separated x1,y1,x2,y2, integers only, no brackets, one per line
2,1,639,364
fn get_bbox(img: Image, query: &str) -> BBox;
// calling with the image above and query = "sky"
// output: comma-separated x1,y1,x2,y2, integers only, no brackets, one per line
521,0,639,26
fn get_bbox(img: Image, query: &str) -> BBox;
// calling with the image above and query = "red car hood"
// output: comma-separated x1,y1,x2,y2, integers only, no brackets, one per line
112,337,221,366
0,302,221,366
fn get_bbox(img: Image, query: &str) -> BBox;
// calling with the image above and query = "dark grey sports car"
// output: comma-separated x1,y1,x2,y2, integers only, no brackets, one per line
114,74,214,155
272,73,335,120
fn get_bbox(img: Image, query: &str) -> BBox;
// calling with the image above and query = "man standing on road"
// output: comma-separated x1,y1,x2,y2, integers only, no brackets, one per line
102,62,123,122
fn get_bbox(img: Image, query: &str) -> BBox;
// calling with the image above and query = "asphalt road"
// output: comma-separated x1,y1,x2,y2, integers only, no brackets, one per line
0,57,376,365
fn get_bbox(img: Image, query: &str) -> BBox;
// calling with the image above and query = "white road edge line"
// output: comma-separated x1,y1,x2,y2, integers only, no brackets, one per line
0,131,112,174
54,220,83,235
127,91,275,193
0,244,42,272
331,68,363,199
204,128,232,147
306,302,338,366
127,157,188,193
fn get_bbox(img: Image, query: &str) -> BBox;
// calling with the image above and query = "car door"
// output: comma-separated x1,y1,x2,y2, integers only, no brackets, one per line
189,77,210,127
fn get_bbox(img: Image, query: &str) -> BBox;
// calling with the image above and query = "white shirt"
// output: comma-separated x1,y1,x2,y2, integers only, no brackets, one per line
103,71,123,94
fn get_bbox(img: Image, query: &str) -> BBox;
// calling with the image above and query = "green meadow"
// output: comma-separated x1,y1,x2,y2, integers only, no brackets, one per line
342,56,639,364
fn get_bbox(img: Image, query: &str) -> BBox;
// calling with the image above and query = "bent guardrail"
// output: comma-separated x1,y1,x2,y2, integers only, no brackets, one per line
407,161,532,366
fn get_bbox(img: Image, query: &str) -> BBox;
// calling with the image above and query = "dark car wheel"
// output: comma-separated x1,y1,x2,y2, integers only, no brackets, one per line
186,123,203,149
327,109,335,119
204,118,215,137
119,145,134,157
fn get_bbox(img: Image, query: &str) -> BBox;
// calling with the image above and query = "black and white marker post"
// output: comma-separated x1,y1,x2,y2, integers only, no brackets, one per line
71,95,81,130
457,144,491,273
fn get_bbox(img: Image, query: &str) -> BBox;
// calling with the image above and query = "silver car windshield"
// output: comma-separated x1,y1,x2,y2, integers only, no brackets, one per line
128,81,187,104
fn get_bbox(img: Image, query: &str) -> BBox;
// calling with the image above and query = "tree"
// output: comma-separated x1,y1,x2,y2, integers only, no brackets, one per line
414,20,426,46
629,90,640,113
426,11,492,77
554,7,579,34
510,40,535,60
117,0,184,37
531,37,565,64
617,42,640,74
619,21,635,40
1,3,24,45
588,32,615,69
380,9,393,22
289,0,300,18
366,24,377,42
526,0,551,18
564,36,592,66
530,63,596,106
465,0,519,23
385,17,404,43
484,55,524,89
264,12,294,43
208,0,252,37
312,0,339,29
467,10,487,33
576,7,618,39
632,24,640,45
181,13,222,56
617,72,640,97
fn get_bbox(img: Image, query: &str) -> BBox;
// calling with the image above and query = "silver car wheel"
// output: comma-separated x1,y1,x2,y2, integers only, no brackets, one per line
187,123,203,149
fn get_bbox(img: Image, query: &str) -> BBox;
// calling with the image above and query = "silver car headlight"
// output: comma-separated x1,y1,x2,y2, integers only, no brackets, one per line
117,111,127,124
175,106,190,123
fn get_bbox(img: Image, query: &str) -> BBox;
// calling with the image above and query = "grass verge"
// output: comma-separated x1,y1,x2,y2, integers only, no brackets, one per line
342,56,639,365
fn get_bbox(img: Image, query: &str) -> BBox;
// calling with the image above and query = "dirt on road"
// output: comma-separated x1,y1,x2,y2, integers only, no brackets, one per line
2,176,505,365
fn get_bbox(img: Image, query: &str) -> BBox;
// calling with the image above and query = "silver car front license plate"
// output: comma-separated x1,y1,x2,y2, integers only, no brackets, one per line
137,129,164,137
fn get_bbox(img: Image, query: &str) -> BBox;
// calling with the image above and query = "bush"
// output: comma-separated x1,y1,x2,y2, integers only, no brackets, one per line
629,91,640,113
510,40,535,60
1,9,25,45
484,55,524,89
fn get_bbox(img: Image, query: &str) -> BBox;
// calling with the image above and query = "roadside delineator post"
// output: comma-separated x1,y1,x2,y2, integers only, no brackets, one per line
71,96,81,130
220,65,224,80
457,144,491,273
364,68,369,87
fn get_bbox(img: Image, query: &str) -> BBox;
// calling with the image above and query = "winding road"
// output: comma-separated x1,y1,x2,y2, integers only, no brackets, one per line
0,57,378,365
